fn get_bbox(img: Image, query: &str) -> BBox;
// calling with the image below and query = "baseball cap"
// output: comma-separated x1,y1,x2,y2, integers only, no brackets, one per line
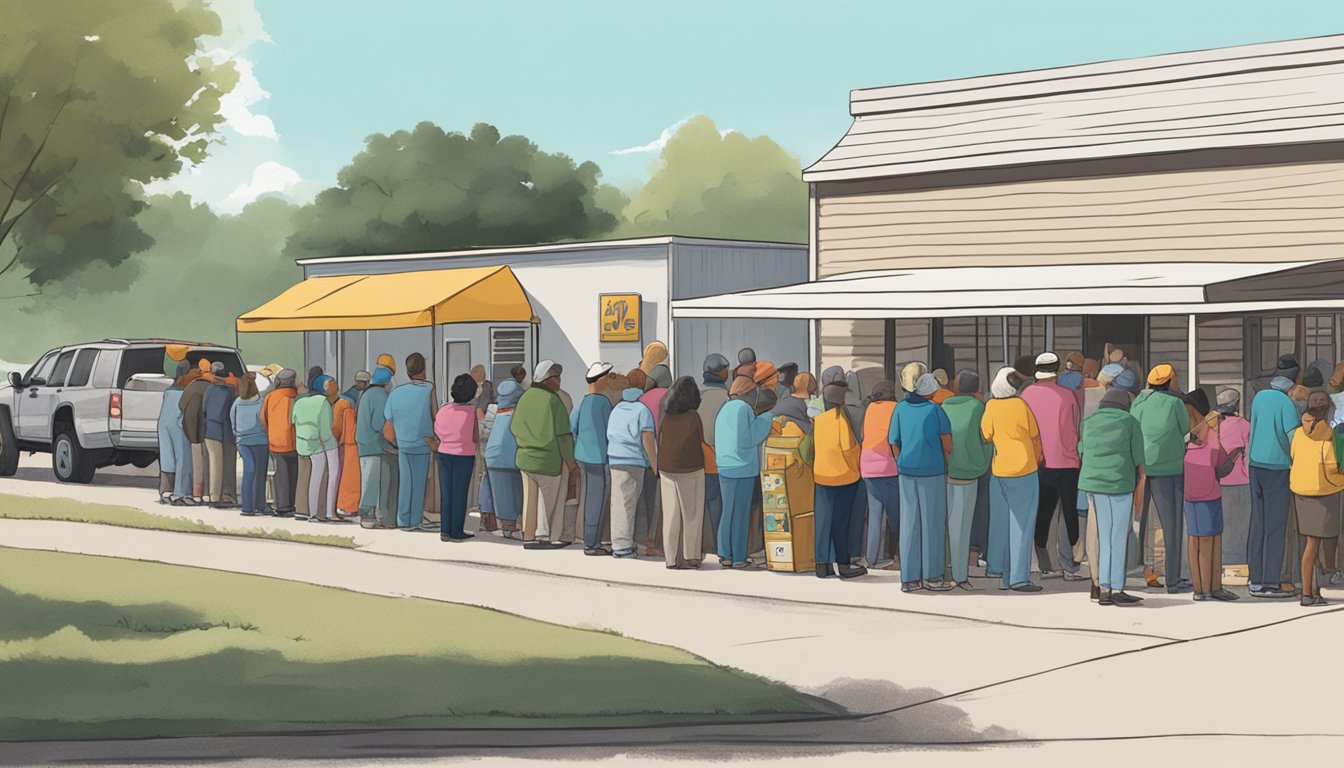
533,360,561,384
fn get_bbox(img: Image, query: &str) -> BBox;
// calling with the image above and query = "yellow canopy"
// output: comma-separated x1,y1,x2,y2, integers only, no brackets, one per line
237,265,535,332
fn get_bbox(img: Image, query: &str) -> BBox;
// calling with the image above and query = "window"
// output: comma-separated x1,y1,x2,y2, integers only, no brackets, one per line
490,327,527,382
47,351,76,388
66,349,99,388
1305,314,1335,368
116,347,167,388
1259,316,1296,373
91,350,118,388
26,352,58,387
183,350,244,378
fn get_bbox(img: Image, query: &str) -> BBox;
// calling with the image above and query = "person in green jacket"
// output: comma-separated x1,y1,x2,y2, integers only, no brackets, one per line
942,370,992,588
510,359,576,549
1079,388,1146,606
1130,363,1193,594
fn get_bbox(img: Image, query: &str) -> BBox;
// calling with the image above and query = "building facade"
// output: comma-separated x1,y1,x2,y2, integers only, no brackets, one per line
675,35,1344,402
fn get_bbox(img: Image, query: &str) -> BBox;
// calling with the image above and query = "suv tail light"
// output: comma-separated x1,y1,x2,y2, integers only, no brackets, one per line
109,392,122,418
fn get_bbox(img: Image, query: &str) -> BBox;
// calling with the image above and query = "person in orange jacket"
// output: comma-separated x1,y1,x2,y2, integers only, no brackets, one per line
260,368,299,516
332,382,361,518
803,382,869,580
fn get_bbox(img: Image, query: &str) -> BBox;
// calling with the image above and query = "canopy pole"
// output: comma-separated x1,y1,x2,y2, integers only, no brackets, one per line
1187,314,1198,389
431,307,439,400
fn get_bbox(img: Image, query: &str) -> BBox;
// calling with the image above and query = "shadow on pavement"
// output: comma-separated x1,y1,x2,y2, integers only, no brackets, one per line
11,466,159,490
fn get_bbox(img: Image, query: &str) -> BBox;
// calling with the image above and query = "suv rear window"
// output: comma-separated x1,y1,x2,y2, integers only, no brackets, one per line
116,347,168,388
184,350,244,377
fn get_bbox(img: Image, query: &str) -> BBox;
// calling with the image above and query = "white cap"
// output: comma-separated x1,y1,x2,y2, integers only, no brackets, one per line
585,362,613,383
1034,352,1060,380
533,360,561,383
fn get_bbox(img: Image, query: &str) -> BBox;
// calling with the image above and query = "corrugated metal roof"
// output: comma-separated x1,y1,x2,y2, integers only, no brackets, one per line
805,34,1344,183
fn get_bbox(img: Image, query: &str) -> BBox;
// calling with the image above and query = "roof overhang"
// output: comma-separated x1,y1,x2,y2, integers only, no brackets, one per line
237,265,535,333
671,260,1344,320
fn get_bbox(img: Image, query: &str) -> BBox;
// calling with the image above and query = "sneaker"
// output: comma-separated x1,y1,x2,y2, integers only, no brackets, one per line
272,510,294,518
1010,583,1044,592
923,580,954,591
1193,592,1212,601
1111,591,1143,606
1098,589,1113,606
1090,584,1100,602
731,560,759,570
523,540,548,550
901,581,923,593
1167,583,1194,594
1302,594,1330,607
956,581,977,591
1331,572,1344,586
816,563,836,579
584,547,609,556
612,547,637,558
1211,589,1240,602
1039,569,1062,578
1062,571,1088,582
548,540,571,549
1252,586,1294,599
977,557,988,569
239,510,261,517
838,564,868,579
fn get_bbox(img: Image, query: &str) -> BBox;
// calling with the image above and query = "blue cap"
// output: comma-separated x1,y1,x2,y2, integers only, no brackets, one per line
1113,368,1140,393
497,379,522,409
371,366,393,386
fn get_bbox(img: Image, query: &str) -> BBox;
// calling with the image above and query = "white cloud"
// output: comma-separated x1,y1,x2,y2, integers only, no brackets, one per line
200,0,272,58
219,161,304,214
217,57,278,140
610,118,689,155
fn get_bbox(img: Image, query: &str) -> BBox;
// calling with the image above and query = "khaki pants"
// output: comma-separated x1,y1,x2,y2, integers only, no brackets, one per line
1085,497,1100,587
610,465,645,554
204,438,237,502
521,470,565,542
189,442,210,498
295,455,327,519
661,469,706,566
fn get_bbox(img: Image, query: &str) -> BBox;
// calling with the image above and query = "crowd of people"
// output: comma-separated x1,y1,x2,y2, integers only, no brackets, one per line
154,341,1344,608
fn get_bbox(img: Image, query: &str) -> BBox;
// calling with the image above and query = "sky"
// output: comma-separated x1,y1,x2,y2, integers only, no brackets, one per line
163,0,1344,213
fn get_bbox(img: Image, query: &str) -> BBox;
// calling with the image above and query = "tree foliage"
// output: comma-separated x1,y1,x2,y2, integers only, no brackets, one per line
0,0,236,287
619,115,806,243
285,122,622,259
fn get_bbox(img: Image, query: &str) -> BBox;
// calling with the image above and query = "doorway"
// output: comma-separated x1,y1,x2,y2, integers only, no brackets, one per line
1083,315,1145,367
444,340,471,390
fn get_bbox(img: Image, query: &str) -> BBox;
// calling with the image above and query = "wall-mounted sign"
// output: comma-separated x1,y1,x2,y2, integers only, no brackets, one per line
600,293,641,342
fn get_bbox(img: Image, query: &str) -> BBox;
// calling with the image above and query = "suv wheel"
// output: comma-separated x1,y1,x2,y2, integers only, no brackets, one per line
52,427,95,484
0,410,17,476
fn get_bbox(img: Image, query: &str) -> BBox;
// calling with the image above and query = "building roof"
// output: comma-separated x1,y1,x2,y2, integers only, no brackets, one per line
805,34,1344,183
671,259,1344,319
295,235,805,266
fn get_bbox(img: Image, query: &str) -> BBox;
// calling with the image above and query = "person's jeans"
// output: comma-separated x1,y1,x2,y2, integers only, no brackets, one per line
162,425,192,500
436,452,474,538
816,481,859,565
970,473,990,557
991,472,1039,588
610,465,645,554
396,451,431,528
718,475,756,566
1148,474,1186,586
237,444,268,513
847,484,865,563
898,474,948,583
488,468,523,522
947,477,981,583
864,475,900,566
1091,492,1133,591
271,451,298,513
1248,465,1291,589
1035,466,1080,572
703,473,722,557
660,469,706,565
309,447,339,521
377,451,399,526
358,455,381,518
579,461,610,549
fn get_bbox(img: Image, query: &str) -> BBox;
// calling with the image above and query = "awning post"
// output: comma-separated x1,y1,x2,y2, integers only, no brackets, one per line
1187,314,1198,389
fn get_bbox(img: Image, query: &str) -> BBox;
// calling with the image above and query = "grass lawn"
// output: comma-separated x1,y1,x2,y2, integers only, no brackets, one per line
0,493,357,548
0,548,835,740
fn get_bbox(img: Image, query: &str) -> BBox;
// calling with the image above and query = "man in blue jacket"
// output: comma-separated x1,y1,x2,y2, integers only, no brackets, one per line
572,362,615,555
1247,355,1302,598
384,353,438,531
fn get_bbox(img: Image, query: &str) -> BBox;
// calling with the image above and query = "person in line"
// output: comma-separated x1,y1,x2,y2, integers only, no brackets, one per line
1290,390,1342,607
1131,364,1194,594
158,362,194,506
384,353,438,532
230,373,269,517
179,359,214,503
699,354,731,559
485,379,526,538
1246,357,1301,599
929,369,954,405
356,366,396,528
659,376,707,569
806,381,868,579
890,370,953,592
255,363,281,396
332,378,360,519
434,373,480,542
628,368,667,557
206,360,240,506
715,376,774,569
1020,352,1084,581
981,366,1045,592
943,370,991,589
467,363,496,532
573,362,615,556
1213,389,1252,577
343,370,370,407
1078,386,1145,606
512,360,576,549
773,372,816,435
608,382,657,558
1079,364,1126,598
293,375,342,523
860,380,901,570
775,362,800,400
261,368,299,517
1182,397,1241,602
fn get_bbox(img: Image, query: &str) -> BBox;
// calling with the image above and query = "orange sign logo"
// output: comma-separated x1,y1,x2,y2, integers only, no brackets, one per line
600,293,640,342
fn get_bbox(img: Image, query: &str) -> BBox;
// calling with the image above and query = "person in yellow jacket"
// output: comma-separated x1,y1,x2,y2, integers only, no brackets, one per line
1289,390,1344,607
981,366,1046,592
802,382,869,580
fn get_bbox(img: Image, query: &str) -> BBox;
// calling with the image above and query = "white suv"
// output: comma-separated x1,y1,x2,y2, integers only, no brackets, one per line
0,339,245,483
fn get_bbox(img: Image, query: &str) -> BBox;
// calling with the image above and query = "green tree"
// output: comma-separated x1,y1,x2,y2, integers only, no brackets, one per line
286,122,622,259
620,115,806,243
0,0,236,287
0,194,302,367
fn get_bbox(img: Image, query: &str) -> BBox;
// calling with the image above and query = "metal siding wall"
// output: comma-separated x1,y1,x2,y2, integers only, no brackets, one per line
670,243,809,300
1148,315,1190,386
1197,315,1244,386
673,318,810,380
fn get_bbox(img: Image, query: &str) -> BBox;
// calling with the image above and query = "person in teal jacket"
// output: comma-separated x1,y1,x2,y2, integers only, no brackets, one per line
356,366,397,527
1078,388,1146,606
1130,364,1192,594
942,370,991,587
384,353,437,530
713,376,775,568
1246,355,1304,598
